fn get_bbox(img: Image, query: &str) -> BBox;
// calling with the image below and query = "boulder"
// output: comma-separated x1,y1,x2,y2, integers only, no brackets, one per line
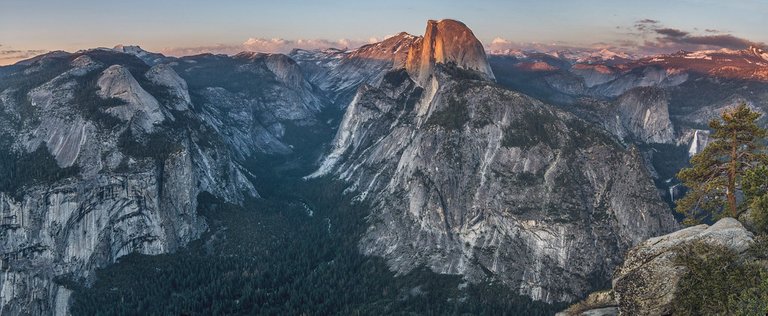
611,218,754,315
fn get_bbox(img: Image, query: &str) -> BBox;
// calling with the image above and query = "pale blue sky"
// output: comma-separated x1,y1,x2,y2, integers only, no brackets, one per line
1,0,766,63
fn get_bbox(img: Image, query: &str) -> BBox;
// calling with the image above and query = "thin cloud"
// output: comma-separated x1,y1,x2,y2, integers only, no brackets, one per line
487,37,608,54
637,19,659,24
0,48,49,65
162,37,374,57
634,19,660,32
620,19,764,55
490,20,764,58
658,34,758,49
655,28,689,38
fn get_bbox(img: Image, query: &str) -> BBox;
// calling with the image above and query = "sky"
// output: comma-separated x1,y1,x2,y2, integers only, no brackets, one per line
1,0,767,65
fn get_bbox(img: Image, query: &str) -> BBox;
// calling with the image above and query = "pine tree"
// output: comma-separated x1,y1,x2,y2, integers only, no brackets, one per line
743,165,768,232
676,103,768,224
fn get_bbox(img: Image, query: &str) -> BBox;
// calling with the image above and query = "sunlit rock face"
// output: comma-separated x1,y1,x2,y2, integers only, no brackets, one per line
406,19,495,86
290,33,419,108
289,19,495,108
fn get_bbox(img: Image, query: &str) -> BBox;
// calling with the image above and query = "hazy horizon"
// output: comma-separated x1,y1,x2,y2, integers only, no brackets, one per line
2,0,767,65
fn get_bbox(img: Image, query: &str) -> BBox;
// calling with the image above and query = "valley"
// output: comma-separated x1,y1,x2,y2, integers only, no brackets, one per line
0,16,767,315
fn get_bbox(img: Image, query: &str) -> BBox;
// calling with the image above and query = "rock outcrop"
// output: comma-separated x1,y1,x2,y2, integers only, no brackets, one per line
611,218,754,315
112,44,170,66
145,63,191,111
680,129,710,157
406,19,495,86
172,51,327,159
290,33,419,108
290,20,495,107
97,64,165,132
566,218,755,316
615,87,675,144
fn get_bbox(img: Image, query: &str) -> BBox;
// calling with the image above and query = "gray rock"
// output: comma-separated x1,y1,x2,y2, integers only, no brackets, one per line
612,218,754,315
580,307,619,316
312,62,677,302
615,87,675,144
96,64,165,132
145,63,191,111
556,290,618,316
309,20,677,304
0,49,261,315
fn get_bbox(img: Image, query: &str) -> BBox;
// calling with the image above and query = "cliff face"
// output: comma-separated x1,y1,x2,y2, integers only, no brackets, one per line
489,47,768,148
0,152,207,315
96,64,166,132
312,64,676,302
0,48,319,315
406,19,495,86
615,87,675,144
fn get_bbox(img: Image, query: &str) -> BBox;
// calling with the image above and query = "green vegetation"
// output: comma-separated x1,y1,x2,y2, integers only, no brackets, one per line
0,142,79,196
470,105,494,128
728,273,768,316
382,68,411,87
501,110,556,149
71,71,126,128
676,103,768,224
67,176,565,315
439,62,487,82
563,117,620,151
742,165,768,233
117,128,184,161
671,103,768,315
426,97,470,130
673,241,766,316
175,56,279,96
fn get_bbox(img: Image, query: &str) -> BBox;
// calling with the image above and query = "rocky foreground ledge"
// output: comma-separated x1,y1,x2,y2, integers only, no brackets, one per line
559,217,756,316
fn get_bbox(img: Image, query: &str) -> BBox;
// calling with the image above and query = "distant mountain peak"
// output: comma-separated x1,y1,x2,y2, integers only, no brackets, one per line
112,44,168,65
113,44,147,54
748,44,768,61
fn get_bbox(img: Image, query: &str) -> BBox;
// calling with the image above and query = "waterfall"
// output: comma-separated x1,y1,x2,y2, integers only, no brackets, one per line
688,130,699,157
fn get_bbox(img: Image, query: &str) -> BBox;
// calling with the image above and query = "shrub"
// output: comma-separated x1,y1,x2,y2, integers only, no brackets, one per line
0,144,79,195
673,241,764,315
426,97,469,130
728,271,768,315
501,110,556,149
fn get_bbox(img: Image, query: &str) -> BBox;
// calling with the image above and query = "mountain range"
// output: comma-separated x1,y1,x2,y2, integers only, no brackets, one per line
1,19,767,315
